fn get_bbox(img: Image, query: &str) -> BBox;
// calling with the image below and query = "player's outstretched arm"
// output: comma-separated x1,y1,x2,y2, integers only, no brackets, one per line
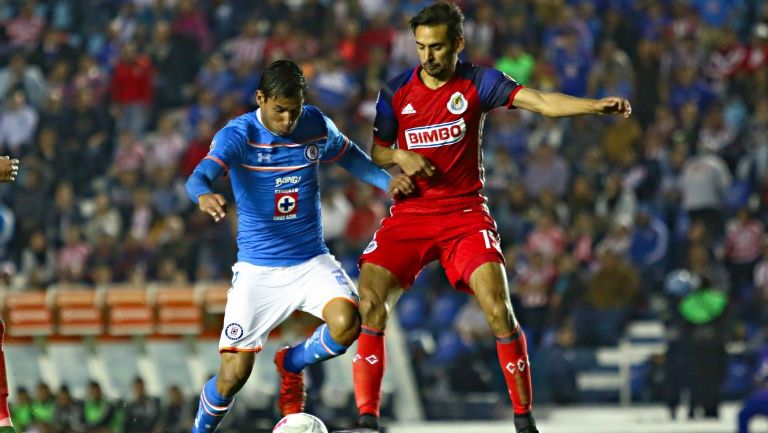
371,144,435,178
337,141,414,197
185,158,228,222
512,87,632,118
0,156,18,182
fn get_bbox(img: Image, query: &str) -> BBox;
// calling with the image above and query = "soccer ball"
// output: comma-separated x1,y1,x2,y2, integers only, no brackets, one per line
272,413,329,433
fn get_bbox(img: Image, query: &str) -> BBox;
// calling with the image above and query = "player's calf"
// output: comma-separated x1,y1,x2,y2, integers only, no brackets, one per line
275,303,359,416
191,352,254,433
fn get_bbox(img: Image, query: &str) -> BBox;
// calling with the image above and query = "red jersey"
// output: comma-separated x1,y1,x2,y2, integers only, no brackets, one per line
373,61,522,213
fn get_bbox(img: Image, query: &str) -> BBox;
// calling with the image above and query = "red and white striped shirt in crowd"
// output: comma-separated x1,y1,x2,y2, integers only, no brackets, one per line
516,262,557,308
526,226,567,259
228,36,266,67
5,15,44,49
725,219,765,264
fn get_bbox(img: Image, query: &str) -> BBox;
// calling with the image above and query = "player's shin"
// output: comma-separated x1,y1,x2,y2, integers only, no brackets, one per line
352,326,385,418
283,324,349,372
191,376,234,433
496,326,534,415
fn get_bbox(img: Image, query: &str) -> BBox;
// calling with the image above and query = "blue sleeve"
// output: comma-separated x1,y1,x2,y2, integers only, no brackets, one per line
336,141,391,191
474,67,523,112
185,126,243,204
320,113,351,162
206,126,245,170
372,87,398,147
185,159,225,204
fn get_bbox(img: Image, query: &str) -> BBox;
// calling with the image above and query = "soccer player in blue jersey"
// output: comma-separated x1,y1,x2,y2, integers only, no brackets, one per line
185,60,413,433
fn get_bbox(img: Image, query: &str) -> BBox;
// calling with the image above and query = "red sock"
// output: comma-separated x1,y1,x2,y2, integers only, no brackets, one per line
0,317,10,421
496,326,533,415
353,326,385,417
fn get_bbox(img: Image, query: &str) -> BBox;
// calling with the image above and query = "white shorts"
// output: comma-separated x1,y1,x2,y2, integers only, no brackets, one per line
218,254,359,352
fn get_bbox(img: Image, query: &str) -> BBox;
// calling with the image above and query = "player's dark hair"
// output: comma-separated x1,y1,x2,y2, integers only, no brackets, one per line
410,1,465,42
259,60,307,100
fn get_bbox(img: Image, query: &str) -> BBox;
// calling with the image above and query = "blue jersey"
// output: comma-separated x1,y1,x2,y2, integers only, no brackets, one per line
204,106,351,266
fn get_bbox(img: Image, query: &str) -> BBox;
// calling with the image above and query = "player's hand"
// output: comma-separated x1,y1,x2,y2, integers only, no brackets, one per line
198,193,227,222
388,174,415,198
0,156,19,182
393,149,436,178
594,96,632,118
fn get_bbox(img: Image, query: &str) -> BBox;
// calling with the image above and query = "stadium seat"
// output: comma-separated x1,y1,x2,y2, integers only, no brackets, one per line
4,343,43,392
103,285,154,336
432,329,467,365
53,287,103,336
428,293,467,330
4,291,53,337
153,284,202,335
146,339,196,396
200,282,228,314
397,292,428,330
48,342,92,396
94,340,142,398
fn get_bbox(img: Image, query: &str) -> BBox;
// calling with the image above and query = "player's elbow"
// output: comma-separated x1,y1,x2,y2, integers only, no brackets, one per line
371,145,395,168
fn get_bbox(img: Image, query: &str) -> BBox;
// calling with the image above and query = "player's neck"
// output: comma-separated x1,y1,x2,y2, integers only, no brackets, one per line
419,63,457,90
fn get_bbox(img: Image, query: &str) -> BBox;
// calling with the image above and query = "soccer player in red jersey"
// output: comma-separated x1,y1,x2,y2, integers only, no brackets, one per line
0,155,19,433
339,3,631,433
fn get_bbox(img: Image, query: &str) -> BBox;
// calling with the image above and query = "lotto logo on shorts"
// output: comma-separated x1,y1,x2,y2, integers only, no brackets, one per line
274,188,298,220
224,323,244,341
404,118,466,149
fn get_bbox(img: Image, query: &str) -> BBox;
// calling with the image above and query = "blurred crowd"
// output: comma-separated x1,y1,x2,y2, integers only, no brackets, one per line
1,0,768,427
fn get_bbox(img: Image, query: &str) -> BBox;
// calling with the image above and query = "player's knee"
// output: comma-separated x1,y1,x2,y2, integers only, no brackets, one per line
327,310,361,346
358,297,388,329
485,304,514,334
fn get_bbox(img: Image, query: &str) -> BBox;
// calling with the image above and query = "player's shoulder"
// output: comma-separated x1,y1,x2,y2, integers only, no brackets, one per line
382,66,417,96
456,61,510,84
301,104,324,120
299,104,331,129
214,113,252,143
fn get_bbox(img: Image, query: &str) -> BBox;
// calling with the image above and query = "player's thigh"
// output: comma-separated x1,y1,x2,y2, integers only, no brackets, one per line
298,254,359,320
439,209,506,293
359,212,440,291
219,262,304,353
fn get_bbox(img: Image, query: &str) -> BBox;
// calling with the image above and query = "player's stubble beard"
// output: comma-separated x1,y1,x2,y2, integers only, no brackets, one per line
422,47,458,82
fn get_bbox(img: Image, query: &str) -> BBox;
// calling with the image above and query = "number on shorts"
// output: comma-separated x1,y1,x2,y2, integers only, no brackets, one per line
332,270,348,286
480,229,495,249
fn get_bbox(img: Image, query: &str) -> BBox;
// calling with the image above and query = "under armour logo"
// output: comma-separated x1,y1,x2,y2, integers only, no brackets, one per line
257,153,270,163
365,355,379,365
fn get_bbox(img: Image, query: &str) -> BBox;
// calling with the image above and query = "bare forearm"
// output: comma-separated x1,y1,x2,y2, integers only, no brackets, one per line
371,144,400,168
513,87,631,118
536,92,599,117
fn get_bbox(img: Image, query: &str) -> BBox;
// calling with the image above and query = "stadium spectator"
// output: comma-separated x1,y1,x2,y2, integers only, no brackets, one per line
123,377,161,433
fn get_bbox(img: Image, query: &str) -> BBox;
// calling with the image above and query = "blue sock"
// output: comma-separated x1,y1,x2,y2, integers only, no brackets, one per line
191,376,234,433
283,324,349,373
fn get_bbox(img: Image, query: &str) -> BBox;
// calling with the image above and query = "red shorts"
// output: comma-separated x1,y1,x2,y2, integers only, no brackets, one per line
359,204,504,293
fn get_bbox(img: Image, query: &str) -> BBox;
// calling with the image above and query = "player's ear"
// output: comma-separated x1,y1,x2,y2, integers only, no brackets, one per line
255,90,266,106
454,36,465,55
